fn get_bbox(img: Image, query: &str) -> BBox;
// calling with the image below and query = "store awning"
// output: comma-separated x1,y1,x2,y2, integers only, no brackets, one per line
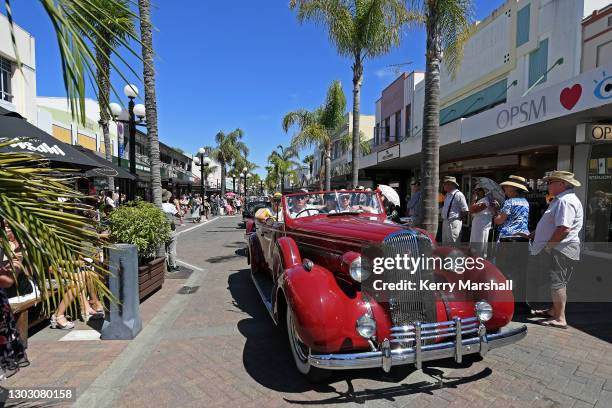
0,107,100,168
74,146,136,180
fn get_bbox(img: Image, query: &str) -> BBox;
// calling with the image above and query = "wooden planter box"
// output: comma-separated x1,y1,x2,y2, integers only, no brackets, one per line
138,256,166,300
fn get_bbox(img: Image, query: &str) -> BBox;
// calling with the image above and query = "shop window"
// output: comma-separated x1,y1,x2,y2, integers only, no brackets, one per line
405,105,411,139
0,56,12,102
384,118,390,142
586,144,612,243
394,111,401,142
516,4,530,47
528,39,549,88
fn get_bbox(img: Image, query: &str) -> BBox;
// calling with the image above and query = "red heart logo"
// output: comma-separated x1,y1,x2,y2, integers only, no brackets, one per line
560,84,582,110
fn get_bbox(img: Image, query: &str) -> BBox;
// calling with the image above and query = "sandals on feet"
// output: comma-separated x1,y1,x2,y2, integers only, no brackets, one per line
530,309,553,318
539,320,568,329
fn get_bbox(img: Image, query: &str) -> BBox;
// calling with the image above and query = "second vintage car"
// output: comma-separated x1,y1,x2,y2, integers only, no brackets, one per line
245,190,526,381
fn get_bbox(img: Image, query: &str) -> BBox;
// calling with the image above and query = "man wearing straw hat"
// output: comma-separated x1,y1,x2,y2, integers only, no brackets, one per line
529,171,583,329
441,176,469,243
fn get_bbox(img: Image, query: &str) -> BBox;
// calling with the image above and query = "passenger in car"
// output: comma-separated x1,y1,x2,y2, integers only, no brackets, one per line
320,193,338,214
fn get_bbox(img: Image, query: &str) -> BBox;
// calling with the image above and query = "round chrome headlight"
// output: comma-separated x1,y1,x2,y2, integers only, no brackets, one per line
349,256,370,282
356,314,376,338
475,300,493,322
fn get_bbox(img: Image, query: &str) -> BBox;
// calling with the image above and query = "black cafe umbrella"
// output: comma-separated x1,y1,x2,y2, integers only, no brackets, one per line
0,107,100,168
75,146,136,180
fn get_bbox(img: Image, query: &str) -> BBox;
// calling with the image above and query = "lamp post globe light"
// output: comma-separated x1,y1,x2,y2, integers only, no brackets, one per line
110,83,146,200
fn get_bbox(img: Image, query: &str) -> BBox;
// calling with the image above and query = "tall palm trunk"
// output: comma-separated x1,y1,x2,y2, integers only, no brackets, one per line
420,15,442,234
138,0,162,208
96,40,114,192
220,161,227,196
324,142,331,190
351,55,363,188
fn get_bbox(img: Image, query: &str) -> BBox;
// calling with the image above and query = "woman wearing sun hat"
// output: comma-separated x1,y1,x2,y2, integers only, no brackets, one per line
493,175,531,313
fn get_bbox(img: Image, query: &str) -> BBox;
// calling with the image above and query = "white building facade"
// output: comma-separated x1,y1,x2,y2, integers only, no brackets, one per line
0,13,37,123
37,97,120,158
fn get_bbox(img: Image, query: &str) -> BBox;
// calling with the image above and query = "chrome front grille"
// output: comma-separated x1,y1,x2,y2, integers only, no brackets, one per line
390,317,479,346
382,231,435,327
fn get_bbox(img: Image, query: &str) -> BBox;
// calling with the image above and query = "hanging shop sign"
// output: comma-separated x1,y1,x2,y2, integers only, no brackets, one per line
462,62,612,143
377,144,400,163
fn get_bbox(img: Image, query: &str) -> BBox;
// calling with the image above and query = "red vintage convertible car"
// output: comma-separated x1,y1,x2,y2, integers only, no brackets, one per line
245,190,526,381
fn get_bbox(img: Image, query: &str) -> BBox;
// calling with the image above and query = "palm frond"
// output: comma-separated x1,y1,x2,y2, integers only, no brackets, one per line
438,0,476,76
5,0,146,123
0,142,111,314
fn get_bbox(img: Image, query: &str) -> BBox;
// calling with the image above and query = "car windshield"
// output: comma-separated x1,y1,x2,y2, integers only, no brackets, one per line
286,191,383,219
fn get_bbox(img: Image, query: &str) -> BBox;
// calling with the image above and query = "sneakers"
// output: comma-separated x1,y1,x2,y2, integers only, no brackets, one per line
168,265,181,272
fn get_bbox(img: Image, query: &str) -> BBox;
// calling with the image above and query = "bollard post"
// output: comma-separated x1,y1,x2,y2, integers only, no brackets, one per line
101,244,143,340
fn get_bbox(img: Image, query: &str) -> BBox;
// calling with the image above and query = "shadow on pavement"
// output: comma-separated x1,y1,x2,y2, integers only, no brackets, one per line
225,241,246,248
513,302,612,343
227,268,491,402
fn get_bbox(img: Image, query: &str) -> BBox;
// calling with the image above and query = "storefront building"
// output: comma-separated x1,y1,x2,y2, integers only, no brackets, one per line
359,0,611,225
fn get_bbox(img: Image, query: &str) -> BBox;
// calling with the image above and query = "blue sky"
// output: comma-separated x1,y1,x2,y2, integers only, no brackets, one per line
5,1,502,176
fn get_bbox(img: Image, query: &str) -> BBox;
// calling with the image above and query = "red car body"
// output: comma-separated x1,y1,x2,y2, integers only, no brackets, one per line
246,191,526,380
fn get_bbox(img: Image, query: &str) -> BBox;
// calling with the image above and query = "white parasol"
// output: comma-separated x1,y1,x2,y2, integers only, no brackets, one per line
377,184,400,206
474,177,505,206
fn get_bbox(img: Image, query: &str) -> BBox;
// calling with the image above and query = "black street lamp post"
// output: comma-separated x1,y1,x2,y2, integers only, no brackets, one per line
193,147,211,198
110,84,146,200
230,173,236,193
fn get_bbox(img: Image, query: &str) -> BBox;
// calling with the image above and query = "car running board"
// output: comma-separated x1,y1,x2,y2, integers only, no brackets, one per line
250,271,277,323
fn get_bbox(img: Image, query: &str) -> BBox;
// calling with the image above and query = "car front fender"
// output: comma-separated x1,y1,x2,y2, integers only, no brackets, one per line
278,263,383,354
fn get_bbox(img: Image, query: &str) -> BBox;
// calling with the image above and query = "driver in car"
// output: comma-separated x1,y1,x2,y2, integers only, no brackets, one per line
289,195,315,218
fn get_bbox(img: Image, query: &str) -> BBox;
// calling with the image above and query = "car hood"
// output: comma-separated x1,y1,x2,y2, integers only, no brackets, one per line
290,214,407,244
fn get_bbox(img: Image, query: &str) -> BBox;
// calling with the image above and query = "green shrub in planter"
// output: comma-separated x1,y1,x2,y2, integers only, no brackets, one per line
109,202,171,263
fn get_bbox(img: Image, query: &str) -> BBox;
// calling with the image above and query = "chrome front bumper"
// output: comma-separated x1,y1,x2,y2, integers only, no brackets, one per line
309,320,527,372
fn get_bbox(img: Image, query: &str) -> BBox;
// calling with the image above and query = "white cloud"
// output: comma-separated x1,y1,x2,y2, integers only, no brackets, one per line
375,68,395,79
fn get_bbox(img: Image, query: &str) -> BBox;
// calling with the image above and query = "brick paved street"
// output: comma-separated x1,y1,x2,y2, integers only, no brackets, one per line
3,215,612,407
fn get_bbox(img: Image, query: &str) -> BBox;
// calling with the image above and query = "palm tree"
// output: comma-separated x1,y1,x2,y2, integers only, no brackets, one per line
264,165,279,193
68,0,135,193
138,0,163,208
302,154,314,186
289,0,411,188
267,145,300,192
231,156,258,196
208,129,248,196
340,131,372,157
3,0,142,308
283,80,346,190
407,0,474,234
